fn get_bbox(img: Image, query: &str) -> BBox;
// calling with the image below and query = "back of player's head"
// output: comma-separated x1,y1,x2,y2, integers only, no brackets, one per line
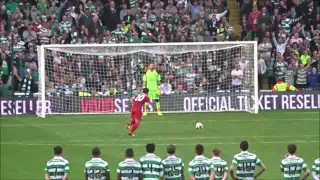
287,144,297,154
143,88,149,94
240,140,249,151
167,144,176,155
125,148,134,158
146,143,155,153
195,144,204,155
54,145,63,155
92,147,101,157
212,148,221,156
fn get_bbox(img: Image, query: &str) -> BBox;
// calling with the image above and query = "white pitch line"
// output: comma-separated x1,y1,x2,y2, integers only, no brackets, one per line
1,140,318,146
1,134,318,144
0,118,319,127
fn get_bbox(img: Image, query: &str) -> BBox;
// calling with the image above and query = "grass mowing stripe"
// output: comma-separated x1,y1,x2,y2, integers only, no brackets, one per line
0,118,319,127
1,134,318,144
1,140,318,146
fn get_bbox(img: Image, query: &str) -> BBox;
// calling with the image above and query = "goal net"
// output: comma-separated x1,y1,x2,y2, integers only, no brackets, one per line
37,42,258,117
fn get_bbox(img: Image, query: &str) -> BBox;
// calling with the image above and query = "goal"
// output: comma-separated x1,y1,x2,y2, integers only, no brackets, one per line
37,42,258,117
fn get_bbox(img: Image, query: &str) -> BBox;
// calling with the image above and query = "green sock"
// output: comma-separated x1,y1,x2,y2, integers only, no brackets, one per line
155,101,161,112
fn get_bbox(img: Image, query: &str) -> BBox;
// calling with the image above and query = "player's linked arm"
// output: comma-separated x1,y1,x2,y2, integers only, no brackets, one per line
45,173,50,180
106,171,110,180
189,174,196,180
229,164,238,180
181,169,185,180
222,171,228,180
301,168,310,180
209,170,215,180
116,172,121,180
254,163,265,179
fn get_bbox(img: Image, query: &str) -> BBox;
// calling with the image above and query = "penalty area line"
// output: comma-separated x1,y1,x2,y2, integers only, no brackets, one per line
0,118,319,127
1,134,319,144
1,140,318,146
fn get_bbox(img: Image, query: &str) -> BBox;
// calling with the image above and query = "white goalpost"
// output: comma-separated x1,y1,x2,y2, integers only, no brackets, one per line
37,42,258,118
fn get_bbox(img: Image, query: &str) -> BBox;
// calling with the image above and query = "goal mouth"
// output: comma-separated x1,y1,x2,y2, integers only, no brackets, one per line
37,42,258,117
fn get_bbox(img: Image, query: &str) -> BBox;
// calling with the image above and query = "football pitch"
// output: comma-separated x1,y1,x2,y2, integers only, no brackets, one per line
1,110,319,179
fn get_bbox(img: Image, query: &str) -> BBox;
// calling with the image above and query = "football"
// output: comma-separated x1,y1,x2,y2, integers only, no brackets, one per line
196,123,203,129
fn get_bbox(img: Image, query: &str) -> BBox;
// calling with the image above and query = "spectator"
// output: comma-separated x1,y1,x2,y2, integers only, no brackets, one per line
308,67,319,89
279,13,301,34
257,6,271,28
300,50,311,66
296,62,311,89
240,14,250,40
1,53,9,84
0,79,8,96
285,64,296,86
259,37,272,61
188,0,202,21
258,55,267,89
22,24,37,43
231,64,243,91
13,67,36,94
290,32,303,45
274,53,288,81
272,32,290,56
102,1,119,31
248,5,260,38
160,81,172,95
240,0,253,17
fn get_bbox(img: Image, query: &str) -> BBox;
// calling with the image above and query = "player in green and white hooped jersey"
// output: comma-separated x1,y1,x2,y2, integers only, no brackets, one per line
140,143,164,179
188,144,214,180
280,144,310,180
84,147,110,180
162,144,185,180
45,145,69,180
117,148,142,180
230,140,265,180
311,158,320,180
211,148,228,180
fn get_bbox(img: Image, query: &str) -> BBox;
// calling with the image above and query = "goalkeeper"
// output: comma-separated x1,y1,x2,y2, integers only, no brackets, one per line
143,64,163,116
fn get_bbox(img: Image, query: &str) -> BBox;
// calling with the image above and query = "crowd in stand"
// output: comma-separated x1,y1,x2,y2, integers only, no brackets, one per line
0,0,319,96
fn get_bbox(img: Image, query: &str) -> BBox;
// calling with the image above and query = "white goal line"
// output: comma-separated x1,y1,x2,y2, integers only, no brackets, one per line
0,118,318,127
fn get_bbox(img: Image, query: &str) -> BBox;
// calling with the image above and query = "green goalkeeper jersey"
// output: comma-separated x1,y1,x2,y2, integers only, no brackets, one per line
143,70,161,90
84,158,109,180
45,156,70,180
162,156,184,180
211,157,228,180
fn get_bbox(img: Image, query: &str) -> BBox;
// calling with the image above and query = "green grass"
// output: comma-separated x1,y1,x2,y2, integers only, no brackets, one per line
1,110,319,179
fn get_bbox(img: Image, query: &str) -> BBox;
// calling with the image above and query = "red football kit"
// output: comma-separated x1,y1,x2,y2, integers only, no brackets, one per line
130,93,150,121
127,93,150,135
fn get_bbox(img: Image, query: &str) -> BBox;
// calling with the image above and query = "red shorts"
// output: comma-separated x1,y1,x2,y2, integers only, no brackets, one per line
131,110,142,121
